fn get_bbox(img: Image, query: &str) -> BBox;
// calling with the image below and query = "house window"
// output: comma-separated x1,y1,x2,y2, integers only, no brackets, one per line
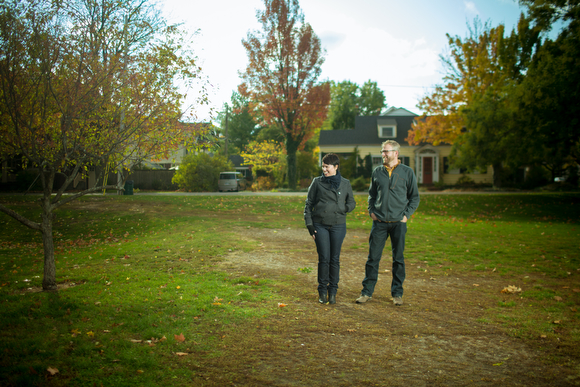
400,156,410,166
372,156,383,167
379,126,396,138
443,157,465,174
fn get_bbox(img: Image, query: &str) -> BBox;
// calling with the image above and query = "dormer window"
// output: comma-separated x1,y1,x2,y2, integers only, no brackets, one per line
377,118,397,138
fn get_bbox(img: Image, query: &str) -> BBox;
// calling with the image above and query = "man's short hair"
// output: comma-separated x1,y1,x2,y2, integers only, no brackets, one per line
322,153,340,167
382,140,400,152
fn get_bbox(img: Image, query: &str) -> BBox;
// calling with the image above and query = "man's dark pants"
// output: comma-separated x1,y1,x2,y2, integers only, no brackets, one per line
361,220,407,298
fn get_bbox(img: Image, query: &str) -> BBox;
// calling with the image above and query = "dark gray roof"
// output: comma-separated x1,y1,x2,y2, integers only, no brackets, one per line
319,115,417,147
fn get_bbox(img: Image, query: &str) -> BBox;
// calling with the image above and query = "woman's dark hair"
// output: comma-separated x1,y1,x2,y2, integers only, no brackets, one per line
322,153,340,167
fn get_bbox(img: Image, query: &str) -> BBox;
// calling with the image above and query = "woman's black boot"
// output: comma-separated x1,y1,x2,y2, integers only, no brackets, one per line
318,290,328,304
328,294,336,304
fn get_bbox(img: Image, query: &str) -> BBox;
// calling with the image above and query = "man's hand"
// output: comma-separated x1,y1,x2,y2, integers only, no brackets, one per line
370,213,378,221
402,215,408,223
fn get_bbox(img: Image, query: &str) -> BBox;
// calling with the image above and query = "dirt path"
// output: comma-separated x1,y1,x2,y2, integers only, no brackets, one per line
209,227,578,386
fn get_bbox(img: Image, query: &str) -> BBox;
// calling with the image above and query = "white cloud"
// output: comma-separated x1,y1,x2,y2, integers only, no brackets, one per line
464,1,480,16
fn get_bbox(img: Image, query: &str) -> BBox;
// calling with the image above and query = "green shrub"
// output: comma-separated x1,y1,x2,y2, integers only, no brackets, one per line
350,175,369,192
172,153,233,192
522,165,550,189
456,174,475,187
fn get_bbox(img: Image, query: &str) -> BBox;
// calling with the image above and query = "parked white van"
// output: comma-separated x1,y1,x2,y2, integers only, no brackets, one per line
218,172,246,192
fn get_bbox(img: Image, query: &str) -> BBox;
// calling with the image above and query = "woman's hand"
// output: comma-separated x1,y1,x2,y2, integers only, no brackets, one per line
307,225,316,240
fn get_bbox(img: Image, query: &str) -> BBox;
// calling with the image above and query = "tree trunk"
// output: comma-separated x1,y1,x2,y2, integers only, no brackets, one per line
286,137,299,190
41,198,57,291
492,163,504,188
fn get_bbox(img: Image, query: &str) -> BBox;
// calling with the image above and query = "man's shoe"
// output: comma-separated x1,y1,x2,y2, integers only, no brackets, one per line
355,294,372,304
393,296,403,306
328,294,336,304
318,291,328,304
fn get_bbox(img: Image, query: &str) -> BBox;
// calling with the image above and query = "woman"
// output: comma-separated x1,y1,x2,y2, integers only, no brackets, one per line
304,153,356,304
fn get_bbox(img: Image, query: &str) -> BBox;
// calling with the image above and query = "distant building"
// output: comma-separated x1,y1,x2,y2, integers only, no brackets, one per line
318,107,492,185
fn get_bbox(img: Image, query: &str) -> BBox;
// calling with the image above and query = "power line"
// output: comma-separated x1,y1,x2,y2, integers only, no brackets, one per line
377,84,436,89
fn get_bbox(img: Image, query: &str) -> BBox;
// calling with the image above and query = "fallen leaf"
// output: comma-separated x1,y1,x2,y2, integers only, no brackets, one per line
473,284,479,287
347,329,357,333
573,289,580,293
501,285,522,294
47,367,59,375
540,335,547,338
86,331,94,337
278,303,287,307
554,296,563,302
175,352,189,356
174,333,185,342
553,320,561,324
130,339,142,343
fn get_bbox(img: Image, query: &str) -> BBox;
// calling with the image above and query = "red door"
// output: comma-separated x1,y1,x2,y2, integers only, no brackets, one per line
423,157,433,184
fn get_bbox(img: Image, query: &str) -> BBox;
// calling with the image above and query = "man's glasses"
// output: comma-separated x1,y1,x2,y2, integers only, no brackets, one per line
381,149,397,153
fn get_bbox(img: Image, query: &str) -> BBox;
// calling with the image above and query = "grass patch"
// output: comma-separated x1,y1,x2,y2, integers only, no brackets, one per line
1,192,579,385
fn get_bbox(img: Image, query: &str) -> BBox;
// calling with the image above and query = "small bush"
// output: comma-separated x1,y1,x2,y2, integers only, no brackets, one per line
350,176,369,192
172,153,233,192
522,165,550,189
456,175,475,187
252,176,276,191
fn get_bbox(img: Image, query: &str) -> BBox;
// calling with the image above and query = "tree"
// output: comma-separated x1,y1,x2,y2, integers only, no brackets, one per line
327,80,359,130
172,153,233,192
218,92,259,156
514,0,580,180
241,140,286,187
358,80,386,116
407,17,539,186
326,80,386,130
0,0,209,291
239,0,330,190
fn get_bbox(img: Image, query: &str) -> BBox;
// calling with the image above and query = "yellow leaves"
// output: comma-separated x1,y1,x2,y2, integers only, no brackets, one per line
278,303,287,307
501,285,521,294
86,331,94,337
47,367,59,376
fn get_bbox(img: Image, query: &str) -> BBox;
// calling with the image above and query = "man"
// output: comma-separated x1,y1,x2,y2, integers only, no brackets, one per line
356,140,420,306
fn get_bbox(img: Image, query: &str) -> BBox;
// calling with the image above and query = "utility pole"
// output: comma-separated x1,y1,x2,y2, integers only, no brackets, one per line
225,105,229,159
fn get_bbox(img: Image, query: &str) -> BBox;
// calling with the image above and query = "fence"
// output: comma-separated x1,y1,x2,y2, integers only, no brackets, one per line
126,170,176,191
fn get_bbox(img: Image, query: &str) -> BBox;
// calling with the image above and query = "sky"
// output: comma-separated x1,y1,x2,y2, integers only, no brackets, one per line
159,0,526,122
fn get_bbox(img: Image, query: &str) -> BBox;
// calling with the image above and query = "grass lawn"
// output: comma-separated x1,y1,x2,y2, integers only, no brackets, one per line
0,192,579,386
